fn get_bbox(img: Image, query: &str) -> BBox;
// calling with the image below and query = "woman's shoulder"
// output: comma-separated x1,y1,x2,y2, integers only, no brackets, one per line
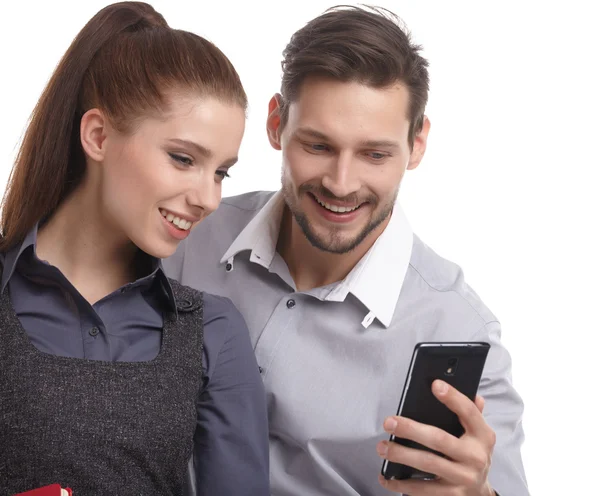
168,279,249,340
197,291,257,381
201,291,246,334
167,278,204,313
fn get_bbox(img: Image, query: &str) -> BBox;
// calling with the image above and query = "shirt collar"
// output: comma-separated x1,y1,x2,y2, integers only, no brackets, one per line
155,262,178,313
1,224,38,293
220,192,285,270
220,191,413,328
1,223,177,313
321,204,413,327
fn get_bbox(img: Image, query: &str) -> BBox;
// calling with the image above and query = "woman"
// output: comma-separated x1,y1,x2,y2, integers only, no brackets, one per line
0,2,269,495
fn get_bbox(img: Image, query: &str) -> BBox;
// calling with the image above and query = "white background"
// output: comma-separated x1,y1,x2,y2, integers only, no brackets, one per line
2,1,599,493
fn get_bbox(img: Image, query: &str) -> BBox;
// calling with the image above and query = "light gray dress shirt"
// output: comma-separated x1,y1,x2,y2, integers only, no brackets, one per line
164,190,528,496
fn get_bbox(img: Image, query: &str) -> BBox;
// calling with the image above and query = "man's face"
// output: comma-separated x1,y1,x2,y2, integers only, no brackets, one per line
268,77,428,254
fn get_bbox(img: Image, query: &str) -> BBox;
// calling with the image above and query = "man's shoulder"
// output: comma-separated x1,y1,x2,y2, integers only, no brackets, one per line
405,235,497,326
191,190,275,241
167,191,275,274
220,190,276,213
408,235,464,291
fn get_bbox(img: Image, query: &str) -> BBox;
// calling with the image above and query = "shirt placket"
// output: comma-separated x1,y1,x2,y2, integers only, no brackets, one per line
79,298,108,360
253,292,302,379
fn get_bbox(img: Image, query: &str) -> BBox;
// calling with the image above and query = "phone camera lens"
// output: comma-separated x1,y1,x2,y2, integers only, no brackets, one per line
445,357,459,376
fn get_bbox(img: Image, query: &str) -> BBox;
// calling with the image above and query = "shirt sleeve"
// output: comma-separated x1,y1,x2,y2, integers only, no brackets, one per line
191,293,270,495
475,321,529,496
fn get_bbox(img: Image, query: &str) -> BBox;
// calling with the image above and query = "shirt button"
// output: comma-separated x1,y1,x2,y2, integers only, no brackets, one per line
258,366,264,374
89,327,99,337
286,299,296,309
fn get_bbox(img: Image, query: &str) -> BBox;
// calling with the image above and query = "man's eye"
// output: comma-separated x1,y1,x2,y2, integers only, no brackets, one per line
215,170,230,180
367,151,389,161
304,143,330,154
169,153,193,166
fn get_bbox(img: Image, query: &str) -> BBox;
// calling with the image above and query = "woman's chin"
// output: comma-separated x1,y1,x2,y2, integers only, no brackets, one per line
136,238,178,260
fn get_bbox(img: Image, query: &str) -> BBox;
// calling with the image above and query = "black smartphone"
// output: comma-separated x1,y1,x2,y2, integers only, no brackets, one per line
381,341,490,481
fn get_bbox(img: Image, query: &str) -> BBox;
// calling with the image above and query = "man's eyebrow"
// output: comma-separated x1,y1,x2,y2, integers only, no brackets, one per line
167,138,213,158
295,127,330,141
295,128,400,150
358,139,400,150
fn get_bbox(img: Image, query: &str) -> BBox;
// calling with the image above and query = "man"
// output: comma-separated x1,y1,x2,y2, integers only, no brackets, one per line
165,6,528,495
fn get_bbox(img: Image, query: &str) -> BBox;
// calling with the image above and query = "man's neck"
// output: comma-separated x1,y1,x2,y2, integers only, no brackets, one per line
276,207,389,292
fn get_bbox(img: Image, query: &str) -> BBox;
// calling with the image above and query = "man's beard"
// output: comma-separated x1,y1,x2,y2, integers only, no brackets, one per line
281,182,397,254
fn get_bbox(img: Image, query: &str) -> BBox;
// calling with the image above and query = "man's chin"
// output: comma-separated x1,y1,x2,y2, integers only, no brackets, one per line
301,226,363,255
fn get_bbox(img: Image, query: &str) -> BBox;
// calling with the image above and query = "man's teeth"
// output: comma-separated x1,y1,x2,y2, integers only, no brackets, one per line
160,209,192,230
315,197,360,213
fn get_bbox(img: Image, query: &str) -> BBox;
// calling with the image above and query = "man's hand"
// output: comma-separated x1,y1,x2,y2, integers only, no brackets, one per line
376,380,496,495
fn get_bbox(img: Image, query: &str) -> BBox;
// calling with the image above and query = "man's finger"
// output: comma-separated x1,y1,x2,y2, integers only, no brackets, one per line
475,394,485,413
382,415,469,463
431,380,493,444
378,439,475,485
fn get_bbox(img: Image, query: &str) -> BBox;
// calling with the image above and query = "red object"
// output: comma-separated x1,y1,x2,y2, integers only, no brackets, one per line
14,484,72,495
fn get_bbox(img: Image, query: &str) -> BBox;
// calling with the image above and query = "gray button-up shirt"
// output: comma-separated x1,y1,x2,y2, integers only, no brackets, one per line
1,224,269,495
164,190,529,496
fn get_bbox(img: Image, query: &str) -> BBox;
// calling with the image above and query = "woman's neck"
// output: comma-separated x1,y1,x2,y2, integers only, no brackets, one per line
36,181,138,304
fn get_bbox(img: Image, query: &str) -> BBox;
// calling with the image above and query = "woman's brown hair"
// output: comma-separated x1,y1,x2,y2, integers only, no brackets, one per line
0,1,247,251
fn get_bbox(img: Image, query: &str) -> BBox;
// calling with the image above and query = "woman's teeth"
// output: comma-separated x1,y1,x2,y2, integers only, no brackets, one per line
315,197,360,213
160,209,192,230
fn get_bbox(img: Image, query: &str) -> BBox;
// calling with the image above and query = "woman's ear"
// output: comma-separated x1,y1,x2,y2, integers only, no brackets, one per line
80,108,108,162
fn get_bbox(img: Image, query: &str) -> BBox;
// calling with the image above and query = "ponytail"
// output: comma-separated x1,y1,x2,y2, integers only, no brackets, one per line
1,3,173,250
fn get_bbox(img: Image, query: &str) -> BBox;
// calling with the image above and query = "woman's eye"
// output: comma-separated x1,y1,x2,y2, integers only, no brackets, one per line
215,170,230,181
169,153,193,166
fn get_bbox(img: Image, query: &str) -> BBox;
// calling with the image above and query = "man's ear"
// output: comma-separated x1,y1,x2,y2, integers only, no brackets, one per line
80,108,108,162
407,115,431,170
266,93,283,150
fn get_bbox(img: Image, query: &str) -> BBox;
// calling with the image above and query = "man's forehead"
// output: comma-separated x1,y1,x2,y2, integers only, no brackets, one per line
287,83,411,146
289,79,410,124
294,77,409,105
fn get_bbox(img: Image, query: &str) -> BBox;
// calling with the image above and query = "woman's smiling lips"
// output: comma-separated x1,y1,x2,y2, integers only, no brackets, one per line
159,208,202,240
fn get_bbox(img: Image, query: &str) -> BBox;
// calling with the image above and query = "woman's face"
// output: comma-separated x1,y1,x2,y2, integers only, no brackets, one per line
95,91,245,259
